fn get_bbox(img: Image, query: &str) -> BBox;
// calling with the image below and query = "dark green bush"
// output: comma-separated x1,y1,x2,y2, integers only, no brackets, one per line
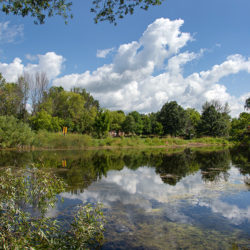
0,115,34,148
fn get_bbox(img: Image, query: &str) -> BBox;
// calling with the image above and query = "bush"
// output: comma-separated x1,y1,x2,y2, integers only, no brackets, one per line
0,168,105,249
29,110,63,132
0,115,34,148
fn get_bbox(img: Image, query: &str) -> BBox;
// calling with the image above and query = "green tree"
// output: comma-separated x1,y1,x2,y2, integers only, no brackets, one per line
236,99,250,147
39,87,99,133
72,87,100,110
184,108,201,138
0,73,6,85
129,111,143,135
92,0,163,24
122,114,136,134
141,114,152,135
17,75,29,120
230,112,250,140
0,0,72,24
149,112,163,135
29,110,63,132
158,101,186,136
198,101,231,137
245,97,250,110
0,81,23,117
153,121,163,135
109,110,126,133
0,0,164,25
0,116,34,148
94,109,111,138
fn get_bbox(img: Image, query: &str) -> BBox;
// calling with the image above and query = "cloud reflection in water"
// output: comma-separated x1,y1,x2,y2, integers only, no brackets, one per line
59,166,250,226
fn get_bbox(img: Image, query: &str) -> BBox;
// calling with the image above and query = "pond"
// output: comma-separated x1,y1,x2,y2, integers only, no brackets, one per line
0,147,249,249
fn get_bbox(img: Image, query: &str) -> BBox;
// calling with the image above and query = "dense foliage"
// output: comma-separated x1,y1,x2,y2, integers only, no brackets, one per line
0,115,34,148
197,101,231,137
0,0,164,24
0,0,72,24
0,168,105,249
230,112,250,147
0,73,249,147
158,101,186,136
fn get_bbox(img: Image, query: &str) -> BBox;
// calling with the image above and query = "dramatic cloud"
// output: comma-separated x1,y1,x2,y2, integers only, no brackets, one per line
0,52,64,82
53,18,250,117
96,48,114,58
0,21,23,44
0,18,249,116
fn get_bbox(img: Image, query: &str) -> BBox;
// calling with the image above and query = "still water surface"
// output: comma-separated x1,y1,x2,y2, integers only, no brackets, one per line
0,147,249,249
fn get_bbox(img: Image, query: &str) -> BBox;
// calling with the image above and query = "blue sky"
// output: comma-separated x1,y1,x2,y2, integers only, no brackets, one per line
0,0,249,116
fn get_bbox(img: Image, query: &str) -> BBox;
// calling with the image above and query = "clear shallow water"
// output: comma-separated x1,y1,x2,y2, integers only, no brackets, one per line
0,148,249,249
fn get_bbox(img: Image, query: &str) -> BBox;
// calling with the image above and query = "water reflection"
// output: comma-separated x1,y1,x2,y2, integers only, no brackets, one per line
231,147,250,175
0,148,250,249
1,148,245,187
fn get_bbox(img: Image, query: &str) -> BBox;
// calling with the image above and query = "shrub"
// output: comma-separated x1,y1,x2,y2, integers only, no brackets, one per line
0,115,34,148
0,168,105,249
29,110,63,132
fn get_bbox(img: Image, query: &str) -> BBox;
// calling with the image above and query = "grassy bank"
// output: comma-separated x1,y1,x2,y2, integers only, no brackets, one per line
31,131,231,149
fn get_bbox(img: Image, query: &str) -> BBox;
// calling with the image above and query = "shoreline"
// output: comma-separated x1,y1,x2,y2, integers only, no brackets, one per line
0,142,232,152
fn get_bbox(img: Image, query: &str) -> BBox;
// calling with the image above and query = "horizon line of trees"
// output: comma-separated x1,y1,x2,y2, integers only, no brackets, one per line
0,72,249,142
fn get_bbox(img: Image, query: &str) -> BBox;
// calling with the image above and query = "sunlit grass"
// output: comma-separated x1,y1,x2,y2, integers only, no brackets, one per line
32,131,232,149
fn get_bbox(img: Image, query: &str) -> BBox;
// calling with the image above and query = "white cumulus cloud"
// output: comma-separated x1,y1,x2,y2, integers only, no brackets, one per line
52,18,250,117
0,52,64,82
0,18,249,117
96,48,114,58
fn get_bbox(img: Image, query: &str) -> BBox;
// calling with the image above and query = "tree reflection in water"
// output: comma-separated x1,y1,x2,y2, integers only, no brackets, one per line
0,147,249,249
0,147,248,188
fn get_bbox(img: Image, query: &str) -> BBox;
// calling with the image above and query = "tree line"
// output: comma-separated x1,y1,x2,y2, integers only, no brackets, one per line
0,72,249,142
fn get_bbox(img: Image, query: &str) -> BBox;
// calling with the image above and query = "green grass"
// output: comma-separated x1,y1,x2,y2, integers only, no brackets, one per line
190,137,230,145
31,131,232,149
33,130,93,148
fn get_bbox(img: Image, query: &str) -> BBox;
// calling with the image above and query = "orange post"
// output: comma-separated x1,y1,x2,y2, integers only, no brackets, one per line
63,127,68,136
62,160,67,167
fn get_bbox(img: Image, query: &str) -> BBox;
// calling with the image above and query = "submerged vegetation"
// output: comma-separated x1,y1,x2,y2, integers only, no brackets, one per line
0,168,105,249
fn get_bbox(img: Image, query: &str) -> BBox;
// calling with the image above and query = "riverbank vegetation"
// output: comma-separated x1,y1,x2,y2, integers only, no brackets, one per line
0,167,105,249
0,73,249,149
32,130,230,149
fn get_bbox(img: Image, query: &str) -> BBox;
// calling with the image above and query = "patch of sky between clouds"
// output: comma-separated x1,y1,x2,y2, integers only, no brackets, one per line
219,71,250,98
